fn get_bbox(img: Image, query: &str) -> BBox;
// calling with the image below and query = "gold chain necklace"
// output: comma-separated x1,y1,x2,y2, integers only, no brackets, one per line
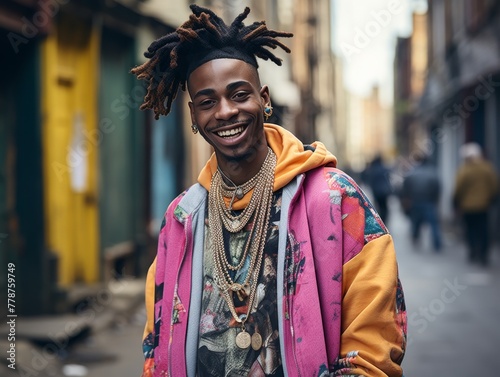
208,147,276,350
212,147,275,233
217,166,261,210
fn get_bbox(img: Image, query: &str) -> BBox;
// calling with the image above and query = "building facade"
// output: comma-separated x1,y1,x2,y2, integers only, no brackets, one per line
414,0,500,226
393,10,430,192
1,0,48,316
0,0,193,315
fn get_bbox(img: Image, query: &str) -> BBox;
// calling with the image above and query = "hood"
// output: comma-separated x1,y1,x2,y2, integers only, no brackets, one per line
197,123,337,210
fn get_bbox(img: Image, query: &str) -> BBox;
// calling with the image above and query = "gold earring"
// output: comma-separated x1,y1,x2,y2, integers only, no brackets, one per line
191,124,199,134
264,105,273,121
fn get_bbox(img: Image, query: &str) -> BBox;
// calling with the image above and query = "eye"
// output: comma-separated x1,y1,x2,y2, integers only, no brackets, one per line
198,99,215,108
233,91,249,101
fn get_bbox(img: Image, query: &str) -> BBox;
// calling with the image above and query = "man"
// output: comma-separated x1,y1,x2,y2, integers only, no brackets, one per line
132,5,406,377
401,155,442,252
453,143,499,266
362,154,393,224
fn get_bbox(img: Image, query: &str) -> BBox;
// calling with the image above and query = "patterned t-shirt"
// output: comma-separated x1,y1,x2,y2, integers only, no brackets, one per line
197,190,284,377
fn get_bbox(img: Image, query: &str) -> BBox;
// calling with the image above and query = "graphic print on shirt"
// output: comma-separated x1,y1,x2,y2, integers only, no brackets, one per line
197,190,284,377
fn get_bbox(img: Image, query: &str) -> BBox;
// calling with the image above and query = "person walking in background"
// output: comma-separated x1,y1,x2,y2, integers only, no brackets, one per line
362,154,393,223
453,143,499,266
401,154,442,252
131,4,406,376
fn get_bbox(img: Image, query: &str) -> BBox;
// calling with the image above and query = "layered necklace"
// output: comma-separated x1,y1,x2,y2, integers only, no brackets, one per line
208,147,276,350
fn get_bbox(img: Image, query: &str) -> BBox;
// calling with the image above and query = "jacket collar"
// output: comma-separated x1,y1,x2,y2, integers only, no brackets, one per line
174,184,207,223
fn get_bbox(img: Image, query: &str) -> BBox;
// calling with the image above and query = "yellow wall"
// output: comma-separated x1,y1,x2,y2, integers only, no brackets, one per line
41,14,100,287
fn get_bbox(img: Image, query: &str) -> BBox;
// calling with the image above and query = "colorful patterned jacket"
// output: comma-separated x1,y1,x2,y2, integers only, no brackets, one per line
141,166,407,377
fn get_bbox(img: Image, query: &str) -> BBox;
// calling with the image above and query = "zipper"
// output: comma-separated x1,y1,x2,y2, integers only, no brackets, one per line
284,175,306,377
168,216,192,377
288,300,302,377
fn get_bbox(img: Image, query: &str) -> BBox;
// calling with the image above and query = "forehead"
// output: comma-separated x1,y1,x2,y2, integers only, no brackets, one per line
187,59,260,95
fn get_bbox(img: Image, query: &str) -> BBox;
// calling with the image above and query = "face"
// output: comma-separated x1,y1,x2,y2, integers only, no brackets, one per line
187,59,270,165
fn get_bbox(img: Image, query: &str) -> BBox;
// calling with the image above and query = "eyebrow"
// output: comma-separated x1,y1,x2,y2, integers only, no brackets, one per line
193,80,251,99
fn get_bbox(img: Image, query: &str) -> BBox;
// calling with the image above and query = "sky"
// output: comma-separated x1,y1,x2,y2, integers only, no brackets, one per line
331,0,428,105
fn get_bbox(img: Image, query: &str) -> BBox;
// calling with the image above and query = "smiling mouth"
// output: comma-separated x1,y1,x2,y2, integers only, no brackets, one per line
216,125,245,138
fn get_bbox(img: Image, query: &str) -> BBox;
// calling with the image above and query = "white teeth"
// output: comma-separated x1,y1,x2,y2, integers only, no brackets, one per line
217,126,244,137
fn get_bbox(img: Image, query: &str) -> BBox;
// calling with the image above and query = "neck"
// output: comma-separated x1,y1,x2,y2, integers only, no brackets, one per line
217,145,270,186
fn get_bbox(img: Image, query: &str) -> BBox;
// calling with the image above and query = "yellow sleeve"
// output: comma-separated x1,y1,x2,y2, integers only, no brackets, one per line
143,257,157,340
340,234,406,377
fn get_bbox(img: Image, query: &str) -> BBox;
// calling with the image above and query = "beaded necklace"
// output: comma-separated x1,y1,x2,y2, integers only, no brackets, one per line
208,147,276,350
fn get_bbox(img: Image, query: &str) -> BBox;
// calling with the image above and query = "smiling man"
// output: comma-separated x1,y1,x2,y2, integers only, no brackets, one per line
132,5,406,377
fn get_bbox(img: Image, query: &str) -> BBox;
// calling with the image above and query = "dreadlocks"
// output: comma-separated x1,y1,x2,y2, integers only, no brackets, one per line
130,4,293,119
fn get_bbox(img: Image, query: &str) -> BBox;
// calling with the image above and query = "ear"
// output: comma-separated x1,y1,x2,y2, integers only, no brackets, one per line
188,101,196,125
260,85,271,106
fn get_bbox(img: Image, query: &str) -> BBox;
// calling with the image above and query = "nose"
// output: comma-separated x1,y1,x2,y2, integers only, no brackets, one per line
215,98,238,120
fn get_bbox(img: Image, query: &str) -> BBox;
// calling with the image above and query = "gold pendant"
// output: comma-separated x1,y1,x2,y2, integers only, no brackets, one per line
231,219,241,230
235,187,244,199
231,283,250,301
235,330,251,349
230,283,244,292
251,332,262,351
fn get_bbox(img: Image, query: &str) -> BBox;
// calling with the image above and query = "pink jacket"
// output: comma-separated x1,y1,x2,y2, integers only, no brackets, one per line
142,166,407,376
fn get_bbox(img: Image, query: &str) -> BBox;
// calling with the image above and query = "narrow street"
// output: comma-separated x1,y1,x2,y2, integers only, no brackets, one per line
387,197,500,376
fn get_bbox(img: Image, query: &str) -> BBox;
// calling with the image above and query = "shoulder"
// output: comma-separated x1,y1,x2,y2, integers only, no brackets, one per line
160,183,207,231
304,166,365,195
305,166,388,239
302,166,368,203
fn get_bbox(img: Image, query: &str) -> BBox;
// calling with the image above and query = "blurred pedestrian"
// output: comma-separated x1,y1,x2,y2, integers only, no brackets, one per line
131,5,406,377
362,154,392,223
453,143,499,266
401,155,442,252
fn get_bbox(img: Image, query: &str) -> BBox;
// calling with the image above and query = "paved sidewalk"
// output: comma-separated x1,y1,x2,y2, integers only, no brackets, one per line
0,277,145,377
384,196,500,376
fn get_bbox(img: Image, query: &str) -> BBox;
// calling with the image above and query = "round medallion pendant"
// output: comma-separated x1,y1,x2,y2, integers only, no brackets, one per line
235,187,244,200
235,330,251,349
231,219,241,230
251,333,262,351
